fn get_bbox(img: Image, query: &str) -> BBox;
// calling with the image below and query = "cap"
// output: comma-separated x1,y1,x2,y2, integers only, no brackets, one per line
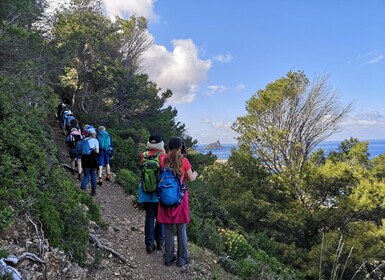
168,137,182,151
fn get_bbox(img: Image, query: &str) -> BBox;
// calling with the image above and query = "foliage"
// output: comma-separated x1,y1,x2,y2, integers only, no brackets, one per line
116,169,140,195
0,14,100,264
0,202,13,232
233,71,352,175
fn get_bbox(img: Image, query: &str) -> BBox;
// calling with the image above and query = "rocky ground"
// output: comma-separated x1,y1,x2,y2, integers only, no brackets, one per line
0,123,235,280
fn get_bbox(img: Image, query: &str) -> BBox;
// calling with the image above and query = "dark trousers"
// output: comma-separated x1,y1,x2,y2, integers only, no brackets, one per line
143,202,164,246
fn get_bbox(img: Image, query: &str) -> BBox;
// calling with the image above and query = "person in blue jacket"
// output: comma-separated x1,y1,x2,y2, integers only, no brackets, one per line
138,134,165,253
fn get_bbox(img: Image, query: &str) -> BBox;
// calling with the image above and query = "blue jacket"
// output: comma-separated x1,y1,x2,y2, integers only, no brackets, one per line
137,181,159,203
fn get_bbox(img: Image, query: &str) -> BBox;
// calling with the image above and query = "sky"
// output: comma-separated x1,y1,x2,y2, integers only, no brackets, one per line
51,0,385,144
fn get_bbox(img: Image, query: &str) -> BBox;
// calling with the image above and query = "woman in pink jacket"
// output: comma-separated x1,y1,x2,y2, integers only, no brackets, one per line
157,137,198,267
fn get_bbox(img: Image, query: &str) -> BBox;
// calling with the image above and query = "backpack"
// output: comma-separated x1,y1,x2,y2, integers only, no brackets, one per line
65,115,76,126
98,130,111,150
66,134,82,148
76,137,92,155
141,151,162,193
157,167,186,206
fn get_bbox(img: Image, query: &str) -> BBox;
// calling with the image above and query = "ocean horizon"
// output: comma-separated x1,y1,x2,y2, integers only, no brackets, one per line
196,139,385,160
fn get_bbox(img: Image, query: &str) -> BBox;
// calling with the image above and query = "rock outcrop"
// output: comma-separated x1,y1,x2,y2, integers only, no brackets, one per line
204,140,223,150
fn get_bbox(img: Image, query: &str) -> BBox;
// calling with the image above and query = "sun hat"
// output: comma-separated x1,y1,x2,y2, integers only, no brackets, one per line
147,134,164,151
87,127,96,135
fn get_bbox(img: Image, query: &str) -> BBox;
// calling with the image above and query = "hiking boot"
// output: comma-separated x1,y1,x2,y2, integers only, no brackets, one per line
164,255,176,266
97,177,103,186
146,244,156,253
156,242,163,251
77,173,82,181
91,190,96,196
105,174,111,181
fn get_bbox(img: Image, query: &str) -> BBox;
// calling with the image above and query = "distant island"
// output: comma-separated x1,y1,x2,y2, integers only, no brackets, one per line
204,140,224,150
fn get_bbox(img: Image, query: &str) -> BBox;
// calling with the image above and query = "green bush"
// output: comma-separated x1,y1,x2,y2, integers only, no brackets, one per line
0,203,13,232
116,168,140,195
0,75,100,264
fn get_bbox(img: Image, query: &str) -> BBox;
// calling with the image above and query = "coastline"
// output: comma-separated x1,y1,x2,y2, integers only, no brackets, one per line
196,139,385,160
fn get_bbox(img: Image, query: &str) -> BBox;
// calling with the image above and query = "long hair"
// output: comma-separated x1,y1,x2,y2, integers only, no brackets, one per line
165,149,183,176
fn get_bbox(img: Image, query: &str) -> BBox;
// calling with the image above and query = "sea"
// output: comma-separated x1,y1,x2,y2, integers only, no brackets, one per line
196,139,385,160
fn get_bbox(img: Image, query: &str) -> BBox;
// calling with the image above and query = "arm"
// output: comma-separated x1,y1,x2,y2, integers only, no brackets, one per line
186,169,198,182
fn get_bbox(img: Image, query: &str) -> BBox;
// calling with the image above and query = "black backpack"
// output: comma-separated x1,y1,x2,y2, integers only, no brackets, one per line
66,134,82,148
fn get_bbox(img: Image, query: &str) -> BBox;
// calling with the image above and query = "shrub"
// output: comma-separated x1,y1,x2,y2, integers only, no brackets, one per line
116,168,140,195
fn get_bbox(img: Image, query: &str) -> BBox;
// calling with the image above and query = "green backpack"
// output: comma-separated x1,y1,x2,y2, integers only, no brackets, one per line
141,151,162,193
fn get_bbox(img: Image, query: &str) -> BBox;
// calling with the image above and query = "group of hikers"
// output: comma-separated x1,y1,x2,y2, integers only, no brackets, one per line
57,102,113,196
57,102,199,268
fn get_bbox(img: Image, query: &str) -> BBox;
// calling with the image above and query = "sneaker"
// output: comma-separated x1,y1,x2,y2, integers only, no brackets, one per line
97,177,103,186
164,255,176,266
146,244,156,253
177,257,190,267
105,174,111,181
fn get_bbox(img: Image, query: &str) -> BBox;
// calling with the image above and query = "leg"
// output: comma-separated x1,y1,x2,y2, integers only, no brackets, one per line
105,164,111,180
176,224,189,266
77,158,82,173
70,158,75,171
143,203,156,252
81,168,90,190
97,150,105,185
163,224,176,265
104,152,111,180
154,205,164,249
90,168,97,195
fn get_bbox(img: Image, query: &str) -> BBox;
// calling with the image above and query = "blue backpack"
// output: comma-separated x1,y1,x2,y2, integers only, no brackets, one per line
157,167,186,206
98,130,111,150
76,137,92,155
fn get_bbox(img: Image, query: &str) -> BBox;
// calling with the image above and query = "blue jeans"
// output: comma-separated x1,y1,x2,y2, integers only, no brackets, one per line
81,167,97,191
164,223,188,266
143,203,164,246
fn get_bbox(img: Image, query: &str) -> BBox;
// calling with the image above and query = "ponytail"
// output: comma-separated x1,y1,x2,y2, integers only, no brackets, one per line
165,149,183,176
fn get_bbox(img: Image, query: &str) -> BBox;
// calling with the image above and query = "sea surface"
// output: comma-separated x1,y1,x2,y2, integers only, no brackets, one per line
196,139,385,160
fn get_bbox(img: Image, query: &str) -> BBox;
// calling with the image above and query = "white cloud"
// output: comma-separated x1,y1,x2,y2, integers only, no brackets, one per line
203,85,227,96
368,55,383,64
213,53,233,63
332,110,385,140
141,39,212,104
350,50,384,65
235,83,245,91
103,0,158,22
202,118,233,129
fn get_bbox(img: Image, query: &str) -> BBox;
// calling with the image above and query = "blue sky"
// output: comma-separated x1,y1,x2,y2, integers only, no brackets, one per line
52,0,385,144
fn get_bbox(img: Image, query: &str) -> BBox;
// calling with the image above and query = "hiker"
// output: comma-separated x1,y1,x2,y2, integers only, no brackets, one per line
65,117,80,136
157,137,198,267
65,127,83,180
63,111,76,135
97,126,113,185
138,134,165,253
56,101,66,122
81,124,91,137
80,127,99,196
59,107,71,130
